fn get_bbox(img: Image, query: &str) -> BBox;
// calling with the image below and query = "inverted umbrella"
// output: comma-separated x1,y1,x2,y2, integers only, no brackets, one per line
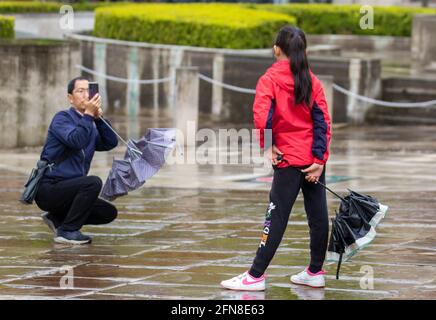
99,118,176,201
312,179,388,279
101,158,142,200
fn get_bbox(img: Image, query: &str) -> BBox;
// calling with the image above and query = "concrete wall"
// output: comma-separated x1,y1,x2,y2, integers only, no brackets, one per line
383,76,436,102
69,34,382,125
0,40,81,148
307,34,411,54
311,56,381,123
307,34,412,68
366,75,436,124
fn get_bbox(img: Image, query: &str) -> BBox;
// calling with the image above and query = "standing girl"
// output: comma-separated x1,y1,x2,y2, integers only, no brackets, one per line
221,26,331,291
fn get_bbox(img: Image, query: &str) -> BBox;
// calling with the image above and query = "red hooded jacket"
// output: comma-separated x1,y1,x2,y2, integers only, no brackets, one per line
253,59,331,168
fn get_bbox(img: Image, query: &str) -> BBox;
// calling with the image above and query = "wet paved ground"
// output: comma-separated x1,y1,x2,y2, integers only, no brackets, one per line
0,123,435,300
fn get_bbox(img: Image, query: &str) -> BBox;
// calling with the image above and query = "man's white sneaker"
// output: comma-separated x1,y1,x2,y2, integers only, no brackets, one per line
290,268,326,288
220,271,266,291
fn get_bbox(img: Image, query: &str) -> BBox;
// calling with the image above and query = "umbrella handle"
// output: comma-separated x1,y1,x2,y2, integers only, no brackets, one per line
336,252,343,280
300,170,346,202
314,180,347,202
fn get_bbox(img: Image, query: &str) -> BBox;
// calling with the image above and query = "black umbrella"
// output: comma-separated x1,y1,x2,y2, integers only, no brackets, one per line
99,120,177,201
313,179,388,279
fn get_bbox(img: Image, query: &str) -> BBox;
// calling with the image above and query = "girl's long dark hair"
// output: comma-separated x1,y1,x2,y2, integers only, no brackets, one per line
275,26,312,107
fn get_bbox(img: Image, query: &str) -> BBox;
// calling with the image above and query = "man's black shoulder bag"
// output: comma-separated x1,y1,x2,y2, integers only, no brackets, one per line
19,151,70,205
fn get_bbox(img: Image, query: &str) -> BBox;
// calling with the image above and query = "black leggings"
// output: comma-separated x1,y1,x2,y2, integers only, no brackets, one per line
249,166,329,278
35,176,118,232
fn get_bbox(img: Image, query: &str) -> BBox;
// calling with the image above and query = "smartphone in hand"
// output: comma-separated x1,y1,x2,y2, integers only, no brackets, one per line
89,82,99,99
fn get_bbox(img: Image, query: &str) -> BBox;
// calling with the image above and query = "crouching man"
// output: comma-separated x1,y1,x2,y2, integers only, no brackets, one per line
35,77,118,245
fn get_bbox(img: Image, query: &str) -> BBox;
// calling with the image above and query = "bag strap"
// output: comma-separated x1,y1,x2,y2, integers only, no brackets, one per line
42,148,71,171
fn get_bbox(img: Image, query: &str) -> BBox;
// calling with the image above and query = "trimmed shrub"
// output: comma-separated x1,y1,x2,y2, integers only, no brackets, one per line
257,4,436,37
0,1,130,13
0,15,14,39
93,3,296,49
0,1,60,13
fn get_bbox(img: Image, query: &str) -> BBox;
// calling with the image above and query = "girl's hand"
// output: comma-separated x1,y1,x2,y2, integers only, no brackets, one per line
267,145,283,166
301,163,324,183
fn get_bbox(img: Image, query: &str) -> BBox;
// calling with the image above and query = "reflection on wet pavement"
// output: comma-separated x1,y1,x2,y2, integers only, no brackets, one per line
0,125,435,299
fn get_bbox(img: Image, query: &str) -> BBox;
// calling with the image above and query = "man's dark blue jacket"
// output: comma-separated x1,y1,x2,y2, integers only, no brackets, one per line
40,107,118,182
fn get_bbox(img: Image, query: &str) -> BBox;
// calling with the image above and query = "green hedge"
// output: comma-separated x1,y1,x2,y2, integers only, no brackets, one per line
0,15,14,39
257,4,436,37
94,3,295,49
2,2,434,40
0,1,131,13
0,1,60,13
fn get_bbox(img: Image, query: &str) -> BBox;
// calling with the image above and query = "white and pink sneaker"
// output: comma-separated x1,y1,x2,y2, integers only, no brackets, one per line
290,268,326,288
220,271,266,291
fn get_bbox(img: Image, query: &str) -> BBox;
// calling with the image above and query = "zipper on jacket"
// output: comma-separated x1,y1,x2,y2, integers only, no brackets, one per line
81,149,86,175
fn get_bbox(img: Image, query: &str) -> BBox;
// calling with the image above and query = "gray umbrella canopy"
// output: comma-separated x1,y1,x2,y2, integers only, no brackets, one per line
101,128,176,201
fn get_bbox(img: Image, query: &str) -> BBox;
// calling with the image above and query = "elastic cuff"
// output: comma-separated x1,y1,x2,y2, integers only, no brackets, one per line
308,265,322,274
314,158,325,165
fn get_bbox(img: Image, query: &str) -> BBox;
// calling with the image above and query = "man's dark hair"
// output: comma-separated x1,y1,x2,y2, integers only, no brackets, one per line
68,76,89,94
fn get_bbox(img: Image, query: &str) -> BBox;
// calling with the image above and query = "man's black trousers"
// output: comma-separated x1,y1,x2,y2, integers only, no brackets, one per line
35,176,117,231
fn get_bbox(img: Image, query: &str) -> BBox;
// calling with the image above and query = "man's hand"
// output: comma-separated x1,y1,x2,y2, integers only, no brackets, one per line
83,94,101,117
301,163,324,183
266,145,284,166
95,107,103,119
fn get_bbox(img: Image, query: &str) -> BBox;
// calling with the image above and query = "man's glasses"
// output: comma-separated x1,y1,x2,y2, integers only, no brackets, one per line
73,88,89,94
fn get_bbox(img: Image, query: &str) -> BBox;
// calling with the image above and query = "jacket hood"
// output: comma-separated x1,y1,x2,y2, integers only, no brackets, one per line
265,60,294,92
